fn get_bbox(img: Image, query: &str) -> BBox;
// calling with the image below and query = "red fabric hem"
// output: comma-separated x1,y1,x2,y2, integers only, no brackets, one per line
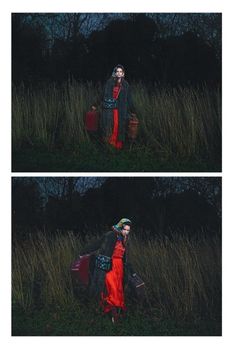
100,292,127,314
100,253,126,314
108,110,123,149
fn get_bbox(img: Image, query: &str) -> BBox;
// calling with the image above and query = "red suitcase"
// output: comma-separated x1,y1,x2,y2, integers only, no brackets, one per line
85,110,100,132
71,254,91,286
128,116,139,141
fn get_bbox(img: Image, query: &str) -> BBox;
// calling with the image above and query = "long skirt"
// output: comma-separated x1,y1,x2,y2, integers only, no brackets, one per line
100,257,126,313
108,109,123,149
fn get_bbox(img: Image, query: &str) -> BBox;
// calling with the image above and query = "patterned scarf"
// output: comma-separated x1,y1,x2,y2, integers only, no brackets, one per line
112,218,132,245
112,218,132,233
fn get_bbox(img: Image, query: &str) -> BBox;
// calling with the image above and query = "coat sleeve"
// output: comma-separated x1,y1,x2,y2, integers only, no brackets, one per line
80,236,103,255
123,244,136,276
103,79,113,101
127,85,136,115
124,261,135,277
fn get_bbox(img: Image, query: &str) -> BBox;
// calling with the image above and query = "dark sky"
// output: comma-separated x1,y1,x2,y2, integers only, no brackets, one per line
30,177,221,210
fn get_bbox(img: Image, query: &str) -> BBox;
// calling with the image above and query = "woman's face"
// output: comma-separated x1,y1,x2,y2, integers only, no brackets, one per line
115,68,124,78
121,225,130,237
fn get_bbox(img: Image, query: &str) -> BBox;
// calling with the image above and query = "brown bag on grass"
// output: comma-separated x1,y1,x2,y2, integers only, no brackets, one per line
128,273,145,300
127,116,139,141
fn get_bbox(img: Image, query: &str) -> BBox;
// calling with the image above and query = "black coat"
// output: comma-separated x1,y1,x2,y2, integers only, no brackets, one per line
101,78,135,142
80,230,134,298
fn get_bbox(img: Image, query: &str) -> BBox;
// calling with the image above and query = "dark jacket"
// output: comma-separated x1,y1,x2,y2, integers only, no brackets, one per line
101,78,135,142
80,230,134,298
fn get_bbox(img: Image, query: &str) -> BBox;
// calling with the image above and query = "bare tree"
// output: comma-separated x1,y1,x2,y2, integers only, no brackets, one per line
154,13,221,59
36,177,107,203
152,177,221,216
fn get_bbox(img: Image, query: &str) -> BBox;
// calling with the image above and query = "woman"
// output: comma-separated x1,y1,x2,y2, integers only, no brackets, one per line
80,218,135,323
101,64,136,149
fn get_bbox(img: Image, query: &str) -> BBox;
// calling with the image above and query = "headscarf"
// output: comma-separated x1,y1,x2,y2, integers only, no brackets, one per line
112,218,132,233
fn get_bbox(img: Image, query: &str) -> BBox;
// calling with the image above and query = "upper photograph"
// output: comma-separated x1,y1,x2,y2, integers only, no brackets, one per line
12,13,222,172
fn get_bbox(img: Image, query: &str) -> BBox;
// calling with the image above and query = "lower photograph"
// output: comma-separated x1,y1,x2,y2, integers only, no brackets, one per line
12,176,222,336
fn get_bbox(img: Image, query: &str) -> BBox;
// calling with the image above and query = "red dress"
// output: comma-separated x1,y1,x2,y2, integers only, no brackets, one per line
108,85,123,149
100,239,126,313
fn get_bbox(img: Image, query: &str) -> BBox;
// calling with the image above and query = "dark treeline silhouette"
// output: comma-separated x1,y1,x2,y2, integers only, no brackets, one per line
12,177,221,241
12,13,221,86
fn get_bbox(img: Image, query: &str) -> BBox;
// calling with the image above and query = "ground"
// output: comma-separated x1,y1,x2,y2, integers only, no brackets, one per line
12,301,221,336
12,143,221,172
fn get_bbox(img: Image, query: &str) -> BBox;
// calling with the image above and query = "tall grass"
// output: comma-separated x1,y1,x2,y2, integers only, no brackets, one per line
12,231,82,310
12,80,221,162
133,84,221,159
12,80,100,149
12,230,221,321
129,234,221,320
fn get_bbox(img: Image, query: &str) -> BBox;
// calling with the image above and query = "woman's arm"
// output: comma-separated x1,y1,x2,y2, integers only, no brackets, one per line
123,247,136,276
80,236,103,255
103,79,113,100
127,85,136,116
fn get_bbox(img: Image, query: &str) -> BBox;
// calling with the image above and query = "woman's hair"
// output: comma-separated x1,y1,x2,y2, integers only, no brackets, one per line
112,64,125,77
115,64,125,72
122,222,131,228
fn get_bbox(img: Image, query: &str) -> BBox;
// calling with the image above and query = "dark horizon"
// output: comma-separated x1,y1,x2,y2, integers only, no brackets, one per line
12,177,222,240
12,12,222,86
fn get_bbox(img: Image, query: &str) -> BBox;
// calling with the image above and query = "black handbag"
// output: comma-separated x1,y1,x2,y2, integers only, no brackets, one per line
103,98,118,109
103,86,121,109
95,254,112,271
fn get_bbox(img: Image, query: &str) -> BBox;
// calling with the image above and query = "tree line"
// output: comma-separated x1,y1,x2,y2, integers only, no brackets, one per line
12,13,221,86
12,177,221,240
